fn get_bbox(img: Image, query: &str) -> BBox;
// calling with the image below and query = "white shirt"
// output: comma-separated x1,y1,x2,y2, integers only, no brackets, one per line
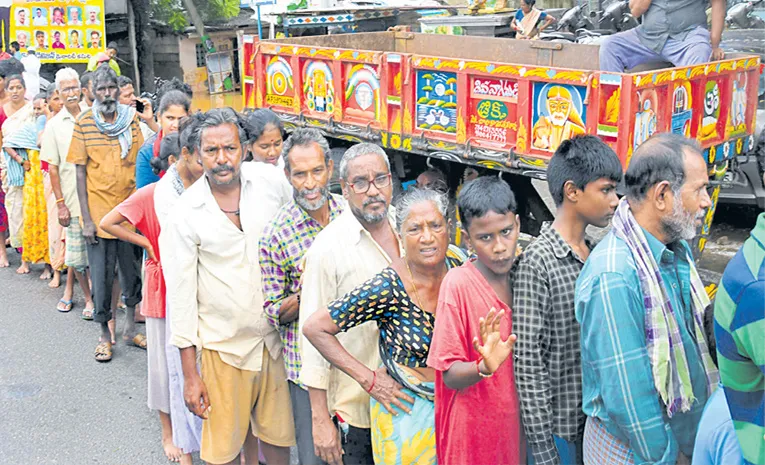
33,16,47,26
299,207,399,428
165,162,292,371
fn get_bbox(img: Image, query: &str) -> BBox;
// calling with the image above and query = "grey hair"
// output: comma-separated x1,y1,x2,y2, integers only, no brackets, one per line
624,133,703,202
339,143,390,180
394,187,449,235
55,67,80,92
281,128,331,173
193,108,248,153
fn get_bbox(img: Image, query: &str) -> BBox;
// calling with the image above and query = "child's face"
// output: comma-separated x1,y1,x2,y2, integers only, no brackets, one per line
465,211,519,276
574,178,620,228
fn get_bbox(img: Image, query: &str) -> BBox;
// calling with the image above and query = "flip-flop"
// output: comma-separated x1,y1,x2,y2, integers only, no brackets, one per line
124,333,147,350
57,299,73,313
95,342,112,362
81,306,94,320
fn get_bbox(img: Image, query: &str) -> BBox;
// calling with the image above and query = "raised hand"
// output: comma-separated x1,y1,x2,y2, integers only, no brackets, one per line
472,308,517,375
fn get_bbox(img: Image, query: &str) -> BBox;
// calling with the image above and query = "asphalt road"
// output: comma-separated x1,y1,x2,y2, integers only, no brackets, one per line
0,249,194,465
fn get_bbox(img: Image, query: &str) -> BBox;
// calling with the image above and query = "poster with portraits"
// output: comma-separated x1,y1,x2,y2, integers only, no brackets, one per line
10,0,105,63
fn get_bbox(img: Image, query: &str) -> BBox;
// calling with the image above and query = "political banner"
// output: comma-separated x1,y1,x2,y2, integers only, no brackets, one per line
10,0,106,63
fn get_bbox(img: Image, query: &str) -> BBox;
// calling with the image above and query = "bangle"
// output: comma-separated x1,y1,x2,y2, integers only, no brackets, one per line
55,198,65,204
365,370,377,393
476,358,493,379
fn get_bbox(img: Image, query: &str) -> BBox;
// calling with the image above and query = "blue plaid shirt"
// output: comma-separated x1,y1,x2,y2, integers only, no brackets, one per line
575,229,710,464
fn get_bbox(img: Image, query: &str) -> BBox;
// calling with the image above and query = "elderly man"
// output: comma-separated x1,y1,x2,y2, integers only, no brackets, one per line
165,108,294,465
40,67,94,317
575,133,718,464
67,66,145,362
299,143,400,465
599,0,725,72
259,128,345,465
713,150,765,465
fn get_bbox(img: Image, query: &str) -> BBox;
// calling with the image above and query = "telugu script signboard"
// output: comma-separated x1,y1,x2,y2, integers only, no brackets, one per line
10,0,106,63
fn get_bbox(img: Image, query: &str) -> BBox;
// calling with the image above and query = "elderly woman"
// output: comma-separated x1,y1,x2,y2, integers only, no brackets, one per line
304,188,468,465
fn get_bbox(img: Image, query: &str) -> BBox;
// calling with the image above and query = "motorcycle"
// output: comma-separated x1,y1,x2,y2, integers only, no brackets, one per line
542,0,637,43
725,0,765,28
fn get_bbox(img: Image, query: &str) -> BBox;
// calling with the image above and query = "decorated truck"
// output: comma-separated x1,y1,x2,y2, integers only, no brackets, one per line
242,30,762,256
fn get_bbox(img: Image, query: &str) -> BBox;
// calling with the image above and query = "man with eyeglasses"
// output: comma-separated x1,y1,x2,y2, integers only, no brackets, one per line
40,67,95,318
299,143,401,465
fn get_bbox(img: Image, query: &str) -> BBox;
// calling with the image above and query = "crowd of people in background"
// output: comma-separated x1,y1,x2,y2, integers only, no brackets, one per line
0,55,763,465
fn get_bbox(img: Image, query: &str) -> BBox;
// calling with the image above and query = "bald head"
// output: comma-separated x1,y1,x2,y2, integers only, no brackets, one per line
625,133,703,201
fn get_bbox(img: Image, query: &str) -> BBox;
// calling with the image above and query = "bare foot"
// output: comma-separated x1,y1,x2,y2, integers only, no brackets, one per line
40,267,53,280
0,251,8,268
162,436,183,463
49,270,62,288
16,262,30,274
108,318,116,345
179,453,193,465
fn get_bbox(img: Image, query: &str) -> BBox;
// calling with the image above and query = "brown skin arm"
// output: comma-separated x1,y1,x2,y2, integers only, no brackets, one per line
629,0,652,18
75,164,97,244
303,309,414,414
180,347,210,419
709,0,725,59
49,165,70,227
279,294,300,324
308,387,344,465
99,208,156,261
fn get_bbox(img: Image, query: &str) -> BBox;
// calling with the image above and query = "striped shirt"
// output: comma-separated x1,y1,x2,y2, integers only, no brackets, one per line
259,194,345,383
66,108,143,239
714,212,765,465
1,151,27,187
575,229,709,464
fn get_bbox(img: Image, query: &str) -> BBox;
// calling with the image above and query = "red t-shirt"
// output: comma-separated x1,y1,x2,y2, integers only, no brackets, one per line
116,184,165,319
427,261,523,465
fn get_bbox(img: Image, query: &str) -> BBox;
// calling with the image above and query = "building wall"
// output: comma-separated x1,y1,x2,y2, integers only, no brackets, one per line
179,29,257,94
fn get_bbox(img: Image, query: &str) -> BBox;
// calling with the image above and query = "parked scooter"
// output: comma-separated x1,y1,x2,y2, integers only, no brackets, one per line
725,0,765,28
542,0,637,42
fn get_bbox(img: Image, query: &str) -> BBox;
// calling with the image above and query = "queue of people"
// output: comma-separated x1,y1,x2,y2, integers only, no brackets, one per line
1,59,763,465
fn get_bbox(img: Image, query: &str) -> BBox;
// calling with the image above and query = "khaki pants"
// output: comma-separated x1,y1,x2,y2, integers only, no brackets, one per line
200,347,295,464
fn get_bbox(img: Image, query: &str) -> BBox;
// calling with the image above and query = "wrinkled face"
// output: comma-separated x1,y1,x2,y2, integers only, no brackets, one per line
48,90,63,114
401,201,449,270
94,77,119,114
466,211,520,276
7,79,25,102
159,104,188,134
250,125,282,165
661,151,712,242
200,123,244,186
547,97,572,126
58,78,81,110
576,178,620,228
342,153,393,225
33,98,46,117
118,84,135,106
286,142,332,212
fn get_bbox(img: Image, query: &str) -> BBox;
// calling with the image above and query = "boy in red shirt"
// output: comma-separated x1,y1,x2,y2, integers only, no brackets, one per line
428,176,523,464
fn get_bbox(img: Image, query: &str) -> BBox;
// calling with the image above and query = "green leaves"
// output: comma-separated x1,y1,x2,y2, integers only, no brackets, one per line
150,0,240,31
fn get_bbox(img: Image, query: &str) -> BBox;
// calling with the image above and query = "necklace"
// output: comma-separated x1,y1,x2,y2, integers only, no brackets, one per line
220,207,240,216
405,258,425,311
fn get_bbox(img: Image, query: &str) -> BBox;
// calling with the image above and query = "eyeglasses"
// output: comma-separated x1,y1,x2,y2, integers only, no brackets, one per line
348,173,392,194
60,86,79,94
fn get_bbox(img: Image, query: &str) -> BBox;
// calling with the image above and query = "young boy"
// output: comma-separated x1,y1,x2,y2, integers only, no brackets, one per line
428,176,522,465
512,135,622,465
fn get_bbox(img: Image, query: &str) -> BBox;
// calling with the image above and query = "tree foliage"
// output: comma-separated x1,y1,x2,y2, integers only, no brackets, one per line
150,0,241,31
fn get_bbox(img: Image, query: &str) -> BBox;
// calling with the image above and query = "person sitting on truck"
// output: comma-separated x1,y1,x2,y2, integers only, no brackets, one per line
599,0,725,72
511,0,556,40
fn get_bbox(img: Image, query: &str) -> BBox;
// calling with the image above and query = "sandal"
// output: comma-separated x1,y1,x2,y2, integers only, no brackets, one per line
57,299,73,313
95,342,112,362
81,306,94,320
124,333,147,350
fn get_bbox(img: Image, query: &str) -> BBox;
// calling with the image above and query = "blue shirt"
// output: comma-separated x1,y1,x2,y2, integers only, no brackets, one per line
692,384,745,465
136,133,159,189
575,229,710,464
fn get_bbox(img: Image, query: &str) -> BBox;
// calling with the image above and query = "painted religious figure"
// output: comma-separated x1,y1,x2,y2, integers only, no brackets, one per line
532,85,585,151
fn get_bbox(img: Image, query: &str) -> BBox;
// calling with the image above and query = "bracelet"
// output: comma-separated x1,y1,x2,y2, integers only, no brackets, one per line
476,358,494,379
365,370,377,393
55,198,65,204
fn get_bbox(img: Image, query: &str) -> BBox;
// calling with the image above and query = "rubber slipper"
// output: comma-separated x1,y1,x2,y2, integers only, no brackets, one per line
81,307,94,320
57,299,73,313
